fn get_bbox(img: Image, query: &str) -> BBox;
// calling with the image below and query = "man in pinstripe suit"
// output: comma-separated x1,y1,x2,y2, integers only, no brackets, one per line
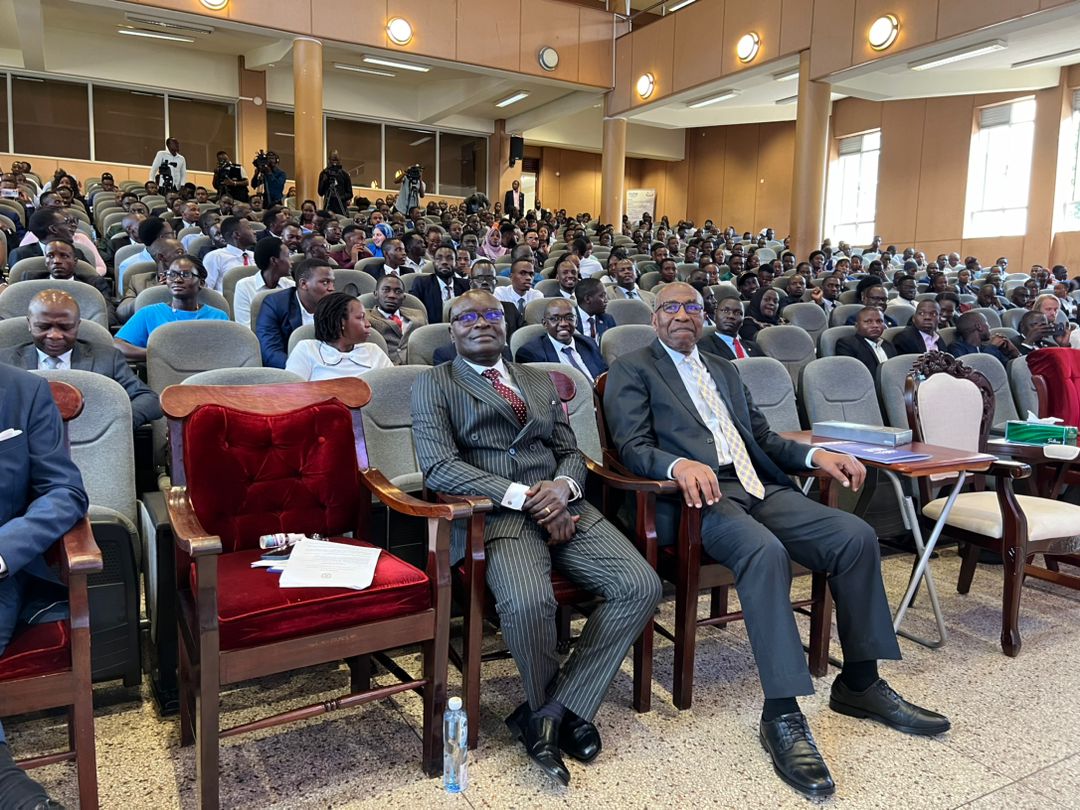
412,290,662,787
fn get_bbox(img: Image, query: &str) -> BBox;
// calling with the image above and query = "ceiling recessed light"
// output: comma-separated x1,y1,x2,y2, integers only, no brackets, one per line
362,55,430,72
909,39,1006,71
868,14,899,51
495,91,530,108
200,0,228,9
736,32,760,63
118,28,194,43
636,73,655,99
538,46,559,72
772,67,799,82
1011,47,1080,69
334,62,396,77
667,0,697,11
688,90,739,108
386,17,413,46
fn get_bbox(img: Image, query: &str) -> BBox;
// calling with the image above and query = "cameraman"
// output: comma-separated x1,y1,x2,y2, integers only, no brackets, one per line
318,151,353,215
394,164,425,217
213,150,249,202
252,151,287,206
149,137,187,189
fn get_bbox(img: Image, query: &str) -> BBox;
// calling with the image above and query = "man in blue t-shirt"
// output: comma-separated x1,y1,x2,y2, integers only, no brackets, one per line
114,255,228,361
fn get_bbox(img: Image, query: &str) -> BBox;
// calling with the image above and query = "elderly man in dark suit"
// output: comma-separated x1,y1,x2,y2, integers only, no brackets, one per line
0,290,161,429
0,363,88,808
836,306,898,374
697,295,764,360
603,282,948,799
255,258,335,368
412,290,661,787
514,297,607,381
891,300,947,355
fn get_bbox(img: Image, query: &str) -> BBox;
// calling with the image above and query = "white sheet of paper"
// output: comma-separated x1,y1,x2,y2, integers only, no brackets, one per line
278,539,381,590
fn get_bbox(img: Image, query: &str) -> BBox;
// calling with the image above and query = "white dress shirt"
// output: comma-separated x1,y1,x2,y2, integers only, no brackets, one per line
149,149,187,186
203,244,255,292
285,340,392,381
404,257,426,273
548,335,593,381
863,337,890,364
494,286,542,308
297,291,316,326
36,348,73,370
233,273,295,328
578,307,601,339
578,256,605,278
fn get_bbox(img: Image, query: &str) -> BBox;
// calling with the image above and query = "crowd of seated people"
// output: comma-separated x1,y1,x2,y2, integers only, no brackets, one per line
4,157,1080,806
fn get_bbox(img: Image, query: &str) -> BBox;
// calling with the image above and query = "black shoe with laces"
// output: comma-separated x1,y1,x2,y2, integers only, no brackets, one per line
830,677,951,736
758,712,835,798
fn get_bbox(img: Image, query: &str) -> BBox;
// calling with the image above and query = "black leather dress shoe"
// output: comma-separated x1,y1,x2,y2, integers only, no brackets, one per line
506,703,571,786
559,711,602,763
759,712,835,798
830,678,951,736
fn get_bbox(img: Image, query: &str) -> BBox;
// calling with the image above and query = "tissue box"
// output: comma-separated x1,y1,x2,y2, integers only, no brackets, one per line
1004,421,1078,446
811,421,913,447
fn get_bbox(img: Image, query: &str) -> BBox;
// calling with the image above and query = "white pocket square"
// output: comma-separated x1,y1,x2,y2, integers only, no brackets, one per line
0,428,23,442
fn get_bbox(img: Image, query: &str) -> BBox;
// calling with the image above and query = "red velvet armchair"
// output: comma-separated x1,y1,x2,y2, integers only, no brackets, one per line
0,381,102,809
161,379,476,808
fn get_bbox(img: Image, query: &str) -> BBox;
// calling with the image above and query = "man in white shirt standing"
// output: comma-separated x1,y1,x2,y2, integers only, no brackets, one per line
149,137,187,190
495,258,543,317
233,236,295,329
202,216,257,293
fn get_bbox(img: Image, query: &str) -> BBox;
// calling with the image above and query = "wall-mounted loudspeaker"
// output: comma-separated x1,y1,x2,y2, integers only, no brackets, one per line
509,135,524,167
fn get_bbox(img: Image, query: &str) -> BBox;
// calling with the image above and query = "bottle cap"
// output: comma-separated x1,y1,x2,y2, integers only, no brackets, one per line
448,697,462,711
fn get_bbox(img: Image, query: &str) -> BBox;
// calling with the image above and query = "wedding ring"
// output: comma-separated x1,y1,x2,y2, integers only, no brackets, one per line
543,507,551,516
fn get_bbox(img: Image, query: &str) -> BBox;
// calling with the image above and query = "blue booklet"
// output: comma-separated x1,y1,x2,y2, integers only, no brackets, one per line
815,440,932,464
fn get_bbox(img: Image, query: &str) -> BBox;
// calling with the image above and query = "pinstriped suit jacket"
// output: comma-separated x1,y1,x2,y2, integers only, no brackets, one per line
411,356,601,561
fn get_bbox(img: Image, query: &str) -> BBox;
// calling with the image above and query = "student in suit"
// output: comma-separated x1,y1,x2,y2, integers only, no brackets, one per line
367,274,427,365
514,297,608,381
412,290,661,787
20,238,117,327
891,300,947,355
835,307,898,375
574,278,615,342
410,245,469,324
255,258,335,368
0,363,89,809
696,295,765,360
603,282,948,799
0,290,162,429
503,180,524,219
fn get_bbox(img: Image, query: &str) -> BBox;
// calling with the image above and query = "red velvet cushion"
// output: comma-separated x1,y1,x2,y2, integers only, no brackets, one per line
0,621,70,680
194,539,430,650
1028,348,1080,428
183,402,362,553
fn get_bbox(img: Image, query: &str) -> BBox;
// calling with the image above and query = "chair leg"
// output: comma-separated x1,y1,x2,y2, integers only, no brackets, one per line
462,591,483,750
957,544,979,595
632,615,654,713
556,604,572,654
421,635,448,777
347,654,371,693
807,573,833,678
1001,547,1024,657
72,678,99,809
709,586,729,620
178,636,195,747
673,569,701,711
195,629,220,809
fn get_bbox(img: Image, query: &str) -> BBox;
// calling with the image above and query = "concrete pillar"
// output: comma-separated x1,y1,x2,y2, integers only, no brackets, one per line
292,37,324,205
601,115,627,225
789,50,831,258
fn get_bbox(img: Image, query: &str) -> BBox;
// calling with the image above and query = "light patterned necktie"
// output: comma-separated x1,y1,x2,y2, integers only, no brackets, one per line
686,354,765,499
42,356,61,370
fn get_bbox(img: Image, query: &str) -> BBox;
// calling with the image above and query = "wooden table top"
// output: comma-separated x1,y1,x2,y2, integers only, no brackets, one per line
780,431,997,477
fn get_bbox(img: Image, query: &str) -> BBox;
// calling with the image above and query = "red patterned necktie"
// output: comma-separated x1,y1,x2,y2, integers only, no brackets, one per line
242,253,250,266
733,337,747,359
481,368,527,425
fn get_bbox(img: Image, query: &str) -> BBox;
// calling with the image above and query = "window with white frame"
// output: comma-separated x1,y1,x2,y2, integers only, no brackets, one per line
825,130,880,246
964,97,1036,238
1053,89,1080,233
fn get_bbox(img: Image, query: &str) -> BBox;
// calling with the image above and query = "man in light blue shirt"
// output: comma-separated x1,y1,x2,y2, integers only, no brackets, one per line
117,216,173,289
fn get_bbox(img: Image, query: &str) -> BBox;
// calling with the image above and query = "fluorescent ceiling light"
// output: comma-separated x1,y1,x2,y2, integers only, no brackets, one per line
667,0,697,11
409,137,432,146
495,91,530,108
772,67,799,82
909,40,1006,71
273,132,294,137
362,55,430,72
334,62,395,77
118,28,194,43
688,90,738,108
775,94,799,105
125,14,214,35
1011,47,1080,69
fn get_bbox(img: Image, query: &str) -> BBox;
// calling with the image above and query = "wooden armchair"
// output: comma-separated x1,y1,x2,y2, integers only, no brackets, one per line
594,373,833,710
906,352,1080,655
446,369,672,749
161,379,476,808
0,381,102,809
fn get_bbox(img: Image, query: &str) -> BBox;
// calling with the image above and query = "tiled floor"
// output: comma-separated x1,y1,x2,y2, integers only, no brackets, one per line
12,548,1080,809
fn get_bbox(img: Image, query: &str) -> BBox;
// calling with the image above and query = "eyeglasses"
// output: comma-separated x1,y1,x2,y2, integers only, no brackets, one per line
165,270,197,280
452,309,505,325
657,301,704,315
543,313,576,324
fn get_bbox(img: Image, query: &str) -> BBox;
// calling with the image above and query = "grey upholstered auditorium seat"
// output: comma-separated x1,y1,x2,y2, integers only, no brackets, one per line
782,302,828,345
876,354,922,428
405,323,452,365
0,278,110,329
818,325,855,358
957,352,1019,430
605,298,653,326
360,365,428,492
731,356,801,432
755,325,816,389
801,356,884,426
0,316,113,351
134,285,231,318
598,324,655,366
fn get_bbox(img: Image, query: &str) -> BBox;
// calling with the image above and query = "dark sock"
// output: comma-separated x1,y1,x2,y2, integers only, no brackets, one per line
535,699,567,724
761,697,800,721
0,744,50,808
840,659,879,692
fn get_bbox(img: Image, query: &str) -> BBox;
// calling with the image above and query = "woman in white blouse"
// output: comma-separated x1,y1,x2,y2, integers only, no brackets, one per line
286,292,393,380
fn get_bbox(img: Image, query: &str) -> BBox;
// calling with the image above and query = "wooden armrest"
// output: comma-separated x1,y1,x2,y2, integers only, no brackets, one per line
585,457,680,494
988,460,1032,480
61,518,102,577
166,486,223,557
436,492,495,513
360,468,473,521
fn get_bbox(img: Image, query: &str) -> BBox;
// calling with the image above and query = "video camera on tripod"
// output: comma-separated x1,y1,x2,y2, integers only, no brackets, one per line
156,159,176,193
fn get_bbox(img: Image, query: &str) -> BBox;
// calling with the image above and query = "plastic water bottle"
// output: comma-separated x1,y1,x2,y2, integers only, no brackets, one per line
443,697,468,793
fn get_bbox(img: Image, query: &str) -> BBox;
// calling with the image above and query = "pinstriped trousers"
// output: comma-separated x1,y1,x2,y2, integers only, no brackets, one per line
484,516,662,721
